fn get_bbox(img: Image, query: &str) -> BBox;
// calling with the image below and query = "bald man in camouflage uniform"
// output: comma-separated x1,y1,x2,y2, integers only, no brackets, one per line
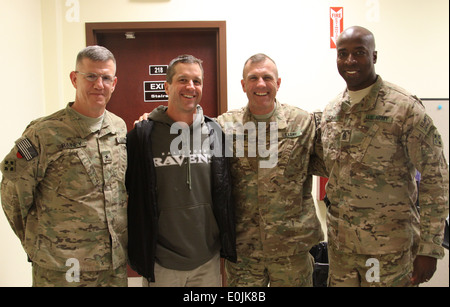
1,46,128,286
320,26,449,286
217,54,326,287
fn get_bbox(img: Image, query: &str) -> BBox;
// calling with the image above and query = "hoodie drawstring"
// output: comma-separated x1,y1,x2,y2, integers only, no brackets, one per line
186,156,192,190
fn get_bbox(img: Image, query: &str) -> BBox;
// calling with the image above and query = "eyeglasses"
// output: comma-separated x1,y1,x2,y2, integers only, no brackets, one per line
75,71,115,85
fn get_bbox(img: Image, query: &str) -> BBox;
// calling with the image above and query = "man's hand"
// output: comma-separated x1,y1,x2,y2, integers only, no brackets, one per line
133,112,150,127
411,255,437,285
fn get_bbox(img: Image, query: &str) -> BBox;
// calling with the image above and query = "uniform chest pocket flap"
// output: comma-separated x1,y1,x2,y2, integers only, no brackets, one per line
353,124,380,163
55,146,101,199
278,132,304,176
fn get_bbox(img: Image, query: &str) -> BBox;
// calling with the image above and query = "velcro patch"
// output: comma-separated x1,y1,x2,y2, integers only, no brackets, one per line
3,160,16,172
434,133,443,147
282,130,302,138
417,114,433,135
116,137,127,144
16,138,38,161
57,140,86,150
102,151,112,164
365,114,393,123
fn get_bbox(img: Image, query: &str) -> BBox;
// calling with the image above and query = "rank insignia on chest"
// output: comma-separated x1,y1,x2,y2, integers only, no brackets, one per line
102,151,112,164
341,130,351,142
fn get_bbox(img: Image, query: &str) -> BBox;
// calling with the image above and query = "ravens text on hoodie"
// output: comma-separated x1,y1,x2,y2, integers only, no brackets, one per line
148,105,221,270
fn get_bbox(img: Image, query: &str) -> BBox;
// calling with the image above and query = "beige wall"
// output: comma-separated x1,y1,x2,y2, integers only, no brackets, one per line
0,0,44,287
0,0,448,286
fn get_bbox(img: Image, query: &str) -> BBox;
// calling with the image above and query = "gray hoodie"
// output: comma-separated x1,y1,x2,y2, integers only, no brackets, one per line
149,105,221,270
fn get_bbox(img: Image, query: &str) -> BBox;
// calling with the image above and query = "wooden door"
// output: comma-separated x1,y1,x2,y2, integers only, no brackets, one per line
86,21,227,131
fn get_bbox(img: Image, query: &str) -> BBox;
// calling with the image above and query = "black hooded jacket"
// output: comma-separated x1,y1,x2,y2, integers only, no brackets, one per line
126,116,237,282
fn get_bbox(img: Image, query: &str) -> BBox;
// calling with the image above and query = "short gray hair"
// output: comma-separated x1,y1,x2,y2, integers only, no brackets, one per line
243,53,278,78
76,45,116,69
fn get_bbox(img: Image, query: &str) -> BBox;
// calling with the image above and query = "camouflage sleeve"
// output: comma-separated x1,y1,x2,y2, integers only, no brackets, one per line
1,130,41,243
308,112,328,178
405,101,449,258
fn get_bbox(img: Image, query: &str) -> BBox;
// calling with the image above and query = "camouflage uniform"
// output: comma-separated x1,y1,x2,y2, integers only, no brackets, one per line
1,103,128,287
217,100,326,286
320,77,449,286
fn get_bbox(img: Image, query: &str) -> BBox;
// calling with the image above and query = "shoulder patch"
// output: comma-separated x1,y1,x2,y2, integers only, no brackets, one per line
417,114,433,135
2,160,16,172
16,138,38,161
434,133,443,147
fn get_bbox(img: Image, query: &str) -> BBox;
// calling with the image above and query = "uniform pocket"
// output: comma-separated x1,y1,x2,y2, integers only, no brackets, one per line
350,124,379,163
280,131,311,180
55,148,100,199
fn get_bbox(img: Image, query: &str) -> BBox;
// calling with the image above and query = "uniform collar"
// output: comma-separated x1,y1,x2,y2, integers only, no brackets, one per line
340,75,383,113
66,102,117,138
243,99,287,129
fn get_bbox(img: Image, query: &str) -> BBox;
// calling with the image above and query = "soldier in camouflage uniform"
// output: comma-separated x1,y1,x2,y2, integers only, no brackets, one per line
0,46,128,287
216,54,326,286
320,26,449,286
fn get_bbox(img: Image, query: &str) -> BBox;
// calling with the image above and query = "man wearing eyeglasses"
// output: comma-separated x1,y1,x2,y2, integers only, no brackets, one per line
0,45,128,286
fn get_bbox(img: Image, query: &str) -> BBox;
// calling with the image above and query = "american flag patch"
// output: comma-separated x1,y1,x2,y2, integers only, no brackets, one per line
16,138,38,161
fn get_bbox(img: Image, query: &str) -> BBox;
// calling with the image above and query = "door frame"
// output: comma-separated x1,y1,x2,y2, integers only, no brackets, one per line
85,21,228,115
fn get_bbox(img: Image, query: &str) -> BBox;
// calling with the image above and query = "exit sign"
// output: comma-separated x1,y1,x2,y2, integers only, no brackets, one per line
144,81,168,102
